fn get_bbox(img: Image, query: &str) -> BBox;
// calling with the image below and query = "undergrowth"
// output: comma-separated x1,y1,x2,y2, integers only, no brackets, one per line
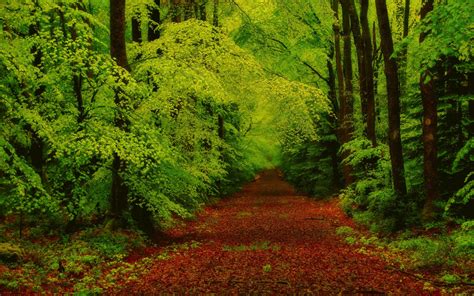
334,220,474,286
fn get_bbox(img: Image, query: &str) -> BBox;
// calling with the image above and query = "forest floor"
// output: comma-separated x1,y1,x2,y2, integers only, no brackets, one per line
1,170,471,294
114,170,469,295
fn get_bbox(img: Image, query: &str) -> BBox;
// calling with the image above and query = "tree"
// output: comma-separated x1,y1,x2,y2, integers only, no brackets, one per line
359,0,376,147
419,0,437,220
339,0,354,186
341,0,376,147
332,0,345,188
132,12,142,43
399,0,410,93
109,0,130,222
375,0,407,197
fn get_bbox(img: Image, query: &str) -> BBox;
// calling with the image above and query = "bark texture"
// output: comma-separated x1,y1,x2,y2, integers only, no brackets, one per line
375,0,407,197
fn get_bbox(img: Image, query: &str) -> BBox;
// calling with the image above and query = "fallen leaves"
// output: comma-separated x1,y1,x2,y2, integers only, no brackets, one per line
114,170,439,294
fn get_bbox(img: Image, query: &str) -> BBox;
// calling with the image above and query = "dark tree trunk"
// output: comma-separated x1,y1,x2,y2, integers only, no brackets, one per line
110,0,130,221
419,0,438,220
327,40,341,188
333,0,345,108
375,0,407,197
372,22,380,97
343,0,376,146
331,0,345,189
340,0,354,186
403,0,410,38
132,15,142,43
148,0,161,41
399,0,411,94
360,0,376,147
342,0,365,123
110,1,130,71
467,72,474,137
218,115,224,140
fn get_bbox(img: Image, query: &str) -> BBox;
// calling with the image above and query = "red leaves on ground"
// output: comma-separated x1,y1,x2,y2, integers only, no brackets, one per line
116,170,436,295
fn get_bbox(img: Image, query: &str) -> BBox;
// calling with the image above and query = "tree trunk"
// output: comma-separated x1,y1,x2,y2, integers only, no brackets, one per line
399,0,411,94
340,0,354,186
132,15,142,43
467,72,474,137
327,40,341,188
342,1,365,125
403,0,410,38
360,0,376,147
148,0,161,41
331,0,345,189
419,0,438,220
343,0,376,147
333,0,345,108
110,0,130,221
375,0,407,197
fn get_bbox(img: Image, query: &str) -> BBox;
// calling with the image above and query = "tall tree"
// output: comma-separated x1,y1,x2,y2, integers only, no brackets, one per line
332,0,344,112
359,0,376,147
342,0,376,147
399,0,411,93
331,0,345,188
110,0,130,222
419,0,438,219
340,0,354,186
375,0,407,197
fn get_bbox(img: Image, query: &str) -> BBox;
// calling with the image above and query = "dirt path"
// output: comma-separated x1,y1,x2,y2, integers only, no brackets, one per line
118,170,432,295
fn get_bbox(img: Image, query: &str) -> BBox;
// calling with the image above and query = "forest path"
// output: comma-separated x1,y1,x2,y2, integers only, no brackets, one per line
118,170,428,295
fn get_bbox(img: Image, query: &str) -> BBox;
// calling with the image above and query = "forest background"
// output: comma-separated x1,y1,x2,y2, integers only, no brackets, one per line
0,0,472,292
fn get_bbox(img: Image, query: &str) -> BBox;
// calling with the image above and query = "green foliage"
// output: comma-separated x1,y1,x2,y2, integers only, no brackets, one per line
339,138,420,231
389,223,474,269
445,139,474,216
391,237,449,268
406,0,474,73
335,226,354,236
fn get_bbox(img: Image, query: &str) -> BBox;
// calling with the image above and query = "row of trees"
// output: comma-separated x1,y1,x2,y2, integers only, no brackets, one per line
332,0,472,223
228,0,472,229
0,0,326,236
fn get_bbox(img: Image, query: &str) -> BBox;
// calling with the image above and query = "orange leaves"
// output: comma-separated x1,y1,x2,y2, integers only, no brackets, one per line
114,170,432,294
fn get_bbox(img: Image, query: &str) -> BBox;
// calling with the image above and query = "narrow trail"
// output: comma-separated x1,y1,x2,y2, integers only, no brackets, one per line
118,170,430,295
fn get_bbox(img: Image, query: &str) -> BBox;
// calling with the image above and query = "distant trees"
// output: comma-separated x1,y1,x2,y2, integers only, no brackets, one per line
253,0,472,228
